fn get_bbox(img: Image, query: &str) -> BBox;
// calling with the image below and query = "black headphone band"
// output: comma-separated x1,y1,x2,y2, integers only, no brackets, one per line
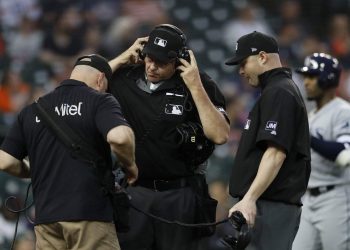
154,24,187,47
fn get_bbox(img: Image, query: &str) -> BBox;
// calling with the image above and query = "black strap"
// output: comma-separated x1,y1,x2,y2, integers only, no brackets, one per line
34,97,103,165
34,98,111,190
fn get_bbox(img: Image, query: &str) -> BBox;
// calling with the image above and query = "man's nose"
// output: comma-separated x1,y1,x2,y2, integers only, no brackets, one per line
149,62,158,70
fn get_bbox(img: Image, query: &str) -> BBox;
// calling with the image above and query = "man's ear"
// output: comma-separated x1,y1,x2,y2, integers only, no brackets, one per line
258,51,268,65
96,72,106,91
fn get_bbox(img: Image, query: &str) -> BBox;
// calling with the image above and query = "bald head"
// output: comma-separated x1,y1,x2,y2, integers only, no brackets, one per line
70,64,108,92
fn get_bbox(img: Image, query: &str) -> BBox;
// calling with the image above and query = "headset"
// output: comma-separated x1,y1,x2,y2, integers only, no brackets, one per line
140,24,190,63
295,53,341,89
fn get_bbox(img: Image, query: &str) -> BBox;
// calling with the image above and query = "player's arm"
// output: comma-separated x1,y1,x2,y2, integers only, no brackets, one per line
0,150,30,178
311,135,350,168
107,125,138,184
177,50,230,144
229,142,286,226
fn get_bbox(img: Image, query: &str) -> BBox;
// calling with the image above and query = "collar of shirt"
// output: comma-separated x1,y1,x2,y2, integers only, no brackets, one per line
127,64,183,93
258,67,292,90
56,79,88,89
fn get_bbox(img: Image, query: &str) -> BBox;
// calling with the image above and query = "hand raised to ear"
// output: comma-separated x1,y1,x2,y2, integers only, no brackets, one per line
109,37,149,72
177,50,201,90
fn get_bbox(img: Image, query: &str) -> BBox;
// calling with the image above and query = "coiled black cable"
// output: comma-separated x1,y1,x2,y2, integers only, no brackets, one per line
4,183,34,250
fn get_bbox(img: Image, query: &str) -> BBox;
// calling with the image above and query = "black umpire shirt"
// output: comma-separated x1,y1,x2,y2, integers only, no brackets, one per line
109,64,228,180
229,68,311,205
1,80,129,224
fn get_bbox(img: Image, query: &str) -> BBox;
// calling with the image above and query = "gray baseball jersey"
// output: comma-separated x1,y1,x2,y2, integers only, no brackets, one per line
293,97,350,250
308,97,350,187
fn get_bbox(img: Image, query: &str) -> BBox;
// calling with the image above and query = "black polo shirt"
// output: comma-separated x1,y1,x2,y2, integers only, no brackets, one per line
229,68,311,205
109,64,227,180
1,80,129,224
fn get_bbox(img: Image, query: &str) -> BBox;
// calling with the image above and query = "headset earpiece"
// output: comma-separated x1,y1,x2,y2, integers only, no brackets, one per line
138,41,147,60
179,47,190,62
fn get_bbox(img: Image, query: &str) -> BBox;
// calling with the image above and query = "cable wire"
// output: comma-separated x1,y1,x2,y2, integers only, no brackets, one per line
4,183,34,250
130,202,229,228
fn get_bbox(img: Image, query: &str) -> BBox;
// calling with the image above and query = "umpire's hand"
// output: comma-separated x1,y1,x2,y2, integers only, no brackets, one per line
228,198,256,228
124,163,138,185
177,50,202,91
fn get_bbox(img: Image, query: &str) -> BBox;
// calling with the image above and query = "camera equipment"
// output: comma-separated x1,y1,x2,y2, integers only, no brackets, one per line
221,211,251,250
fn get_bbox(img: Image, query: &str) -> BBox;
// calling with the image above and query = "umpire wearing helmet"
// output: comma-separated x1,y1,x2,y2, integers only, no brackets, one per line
293,53,350,250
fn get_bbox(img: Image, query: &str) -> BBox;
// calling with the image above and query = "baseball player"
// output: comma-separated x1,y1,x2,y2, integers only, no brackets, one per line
293,53,350,250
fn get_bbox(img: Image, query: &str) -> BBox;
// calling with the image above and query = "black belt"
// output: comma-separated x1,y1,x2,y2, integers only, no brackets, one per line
309,185,335,196
136,178,190,191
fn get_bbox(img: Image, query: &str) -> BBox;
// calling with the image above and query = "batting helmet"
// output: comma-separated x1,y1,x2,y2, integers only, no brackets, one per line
295,53,341,89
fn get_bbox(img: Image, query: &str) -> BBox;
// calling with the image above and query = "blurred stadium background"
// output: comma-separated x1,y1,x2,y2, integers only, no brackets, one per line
1,0,350,249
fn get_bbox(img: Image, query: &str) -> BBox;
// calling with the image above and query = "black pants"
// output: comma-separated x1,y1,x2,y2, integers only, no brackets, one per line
118,185,200,250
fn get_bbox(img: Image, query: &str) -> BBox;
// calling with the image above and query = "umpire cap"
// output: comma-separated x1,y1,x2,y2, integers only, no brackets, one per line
142,25,185,63
74,54,112,82
225,31,279,66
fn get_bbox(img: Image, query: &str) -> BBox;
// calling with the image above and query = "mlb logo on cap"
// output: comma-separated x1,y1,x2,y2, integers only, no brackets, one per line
154,37,167,47
142,26,183,63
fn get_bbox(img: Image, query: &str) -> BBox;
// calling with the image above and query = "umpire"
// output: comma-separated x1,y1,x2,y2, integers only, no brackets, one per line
0,54,138,249
108,24,230,250
225,31,311,250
